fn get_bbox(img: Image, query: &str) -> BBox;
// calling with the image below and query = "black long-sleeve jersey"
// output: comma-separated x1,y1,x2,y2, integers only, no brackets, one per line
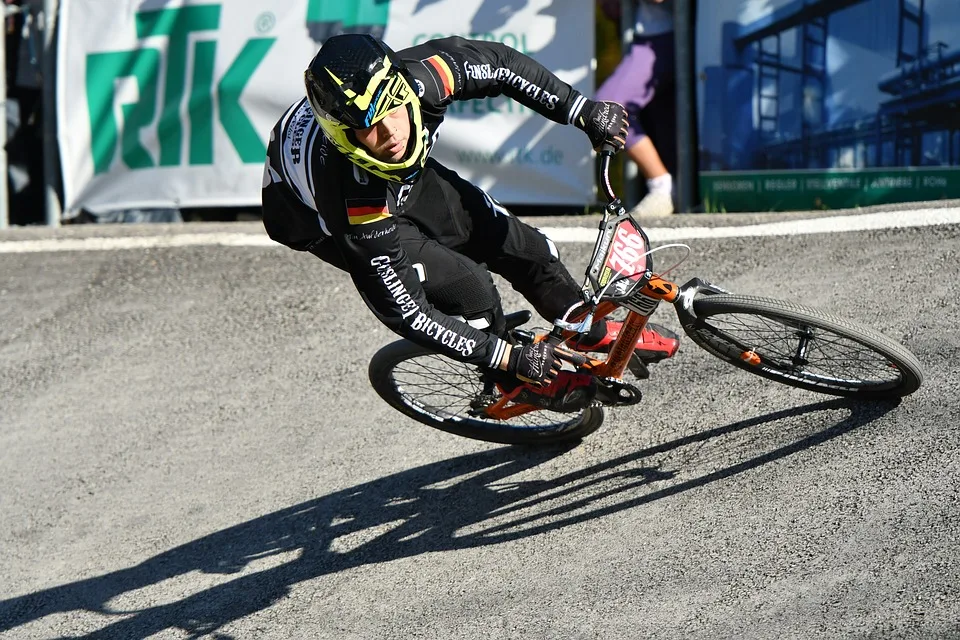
262,37,589,367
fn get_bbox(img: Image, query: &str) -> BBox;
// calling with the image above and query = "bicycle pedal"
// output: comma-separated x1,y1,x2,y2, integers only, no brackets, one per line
595,377,642,406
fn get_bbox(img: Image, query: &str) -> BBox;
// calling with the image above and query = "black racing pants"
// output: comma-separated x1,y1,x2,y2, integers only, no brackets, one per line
310,159,583,336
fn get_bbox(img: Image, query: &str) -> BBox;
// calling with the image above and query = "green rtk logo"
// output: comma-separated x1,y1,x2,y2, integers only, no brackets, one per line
86,4,274,174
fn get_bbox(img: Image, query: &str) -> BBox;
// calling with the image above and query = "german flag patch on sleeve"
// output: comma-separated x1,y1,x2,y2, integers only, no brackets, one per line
345,198,392,225
421,54,455,99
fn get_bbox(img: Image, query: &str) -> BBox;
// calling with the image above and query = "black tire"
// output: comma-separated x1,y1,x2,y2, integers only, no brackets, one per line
683,294,923,399
368,340,604,445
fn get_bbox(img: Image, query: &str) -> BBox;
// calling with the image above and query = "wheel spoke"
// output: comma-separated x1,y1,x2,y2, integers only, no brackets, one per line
388,353,584,430
702,311,903,388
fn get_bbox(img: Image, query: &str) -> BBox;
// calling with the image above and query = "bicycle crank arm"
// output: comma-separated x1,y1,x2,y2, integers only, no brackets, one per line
595,377,643,406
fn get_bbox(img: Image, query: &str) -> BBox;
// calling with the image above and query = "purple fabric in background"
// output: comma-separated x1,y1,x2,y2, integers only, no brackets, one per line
595,32,677,174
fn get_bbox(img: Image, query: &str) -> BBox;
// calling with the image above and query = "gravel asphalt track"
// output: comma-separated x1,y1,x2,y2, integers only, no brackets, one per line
1,203,958,639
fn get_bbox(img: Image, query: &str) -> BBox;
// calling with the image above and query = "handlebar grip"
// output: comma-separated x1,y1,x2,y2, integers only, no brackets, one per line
563,349,588,368
599,143,619,157
598,148,617,203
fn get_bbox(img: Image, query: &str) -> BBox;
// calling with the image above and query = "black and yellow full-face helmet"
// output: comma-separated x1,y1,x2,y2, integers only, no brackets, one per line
305,34,427,184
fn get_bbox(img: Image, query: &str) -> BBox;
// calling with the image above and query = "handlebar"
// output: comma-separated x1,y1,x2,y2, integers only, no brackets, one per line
546,145,642,341
597,147,619,205
546,146,622,342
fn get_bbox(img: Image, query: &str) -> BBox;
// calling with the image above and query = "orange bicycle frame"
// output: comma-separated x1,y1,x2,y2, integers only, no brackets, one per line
482,274,681,420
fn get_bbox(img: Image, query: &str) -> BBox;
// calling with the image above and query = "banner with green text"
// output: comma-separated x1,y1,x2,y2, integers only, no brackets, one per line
58,0,595,216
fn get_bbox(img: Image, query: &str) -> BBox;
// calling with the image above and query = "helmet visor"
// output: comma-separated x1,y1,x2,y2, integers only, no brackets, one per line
307,64,415,131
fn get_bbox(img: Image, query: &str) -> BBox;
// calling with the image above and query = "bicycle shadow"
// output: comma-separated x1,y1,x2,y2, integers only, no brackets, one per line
0,398,896,638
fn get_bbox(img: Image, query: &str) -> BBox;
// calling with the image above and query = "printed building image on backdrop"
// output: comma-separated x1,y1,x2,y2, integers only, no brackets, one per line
696,0,960,211
58,0,593,218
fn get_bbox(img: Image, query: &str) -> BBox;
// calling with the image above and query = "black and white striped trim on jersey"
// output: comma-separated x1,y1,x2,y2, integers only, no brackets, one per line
304,124,322,207
488,337,510,369
277,99,332,238
567,94,587,125
277,103,306,206
302,121,329,236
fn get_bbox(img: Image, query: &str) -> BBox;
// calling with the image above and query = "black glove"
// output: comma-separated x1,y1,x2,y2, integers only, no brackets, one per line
575,99,628,153
502,341,586,387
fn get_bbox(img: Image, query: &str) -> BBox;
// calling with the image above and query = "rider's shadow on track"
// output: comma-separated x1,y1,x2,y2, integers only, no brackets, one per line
0,398,897,639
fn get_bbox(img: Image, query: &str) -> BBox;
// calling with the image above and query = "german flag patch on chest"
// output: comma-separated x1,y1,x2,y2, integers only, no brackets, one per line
346,198,392,225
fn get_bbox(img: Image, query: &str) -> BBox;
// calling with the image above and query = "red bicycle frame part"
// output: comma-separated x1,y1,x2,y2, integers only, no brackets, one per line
482,273,681,420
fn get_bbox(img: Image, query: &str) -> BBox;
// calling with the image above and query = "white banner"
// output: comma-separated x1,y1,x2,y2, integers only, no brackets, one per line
57,0,595,216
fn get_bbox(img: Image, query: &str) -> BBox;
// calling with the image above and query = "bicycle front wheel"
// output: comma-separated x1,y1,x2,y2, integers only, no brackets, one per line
369,340,604,445
684,294,923,399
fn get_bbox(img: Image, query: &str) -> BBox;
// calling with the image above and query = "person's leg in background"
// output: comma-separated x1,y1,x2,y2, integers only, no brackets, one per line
634,31,677,215
624,132,673,217
595,37,675,217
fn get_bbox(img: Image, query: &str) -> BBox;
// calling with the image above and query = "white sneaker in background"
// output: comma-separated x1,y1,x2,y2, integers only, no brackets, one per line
627,190,674,217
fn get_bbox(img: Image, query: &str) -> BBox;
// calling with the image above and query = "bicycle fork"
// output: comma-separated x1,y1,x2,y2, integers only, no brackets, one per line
582,274,682,405
577,273,681,379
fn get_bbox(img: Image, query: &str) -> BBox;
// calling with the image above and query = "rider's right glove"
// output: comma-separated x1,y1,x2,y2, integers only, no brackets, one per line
575,99,629,153
500,341,586,387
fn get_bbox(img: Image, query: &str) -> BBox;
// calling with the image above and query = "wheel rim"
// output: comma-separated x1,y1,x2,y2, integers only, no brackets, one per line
388,353,589,431
697,311,906,392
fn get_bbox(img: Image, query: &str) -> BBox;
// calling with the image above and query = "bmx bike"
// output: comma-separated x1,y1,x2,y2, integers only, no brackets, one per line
369,152,923,445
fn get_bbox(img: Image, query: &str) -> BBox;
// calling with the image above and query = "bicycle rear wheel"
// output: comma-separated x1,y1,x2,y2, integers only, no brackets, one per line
684,294,923,399
368,340,604,445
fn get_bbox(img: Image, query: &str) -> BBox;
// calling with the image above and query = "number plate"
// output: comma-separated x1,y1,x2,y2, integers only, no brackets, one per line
598,219,649,297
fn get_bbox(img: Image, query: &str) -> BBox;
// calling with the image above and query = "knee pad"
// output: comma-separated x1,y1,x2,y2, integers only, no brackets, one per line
424,264,505,335
511,221,561,267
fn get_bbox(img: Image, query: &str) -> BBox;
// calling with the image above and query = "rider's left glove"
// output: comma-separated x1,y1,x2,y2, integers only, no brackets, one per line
575,99,629,153
500,341,585,388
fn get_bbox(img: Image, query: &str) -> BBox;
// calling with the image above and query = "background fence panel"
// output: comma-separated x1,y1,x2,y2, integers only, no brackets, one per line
57,0,595,217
